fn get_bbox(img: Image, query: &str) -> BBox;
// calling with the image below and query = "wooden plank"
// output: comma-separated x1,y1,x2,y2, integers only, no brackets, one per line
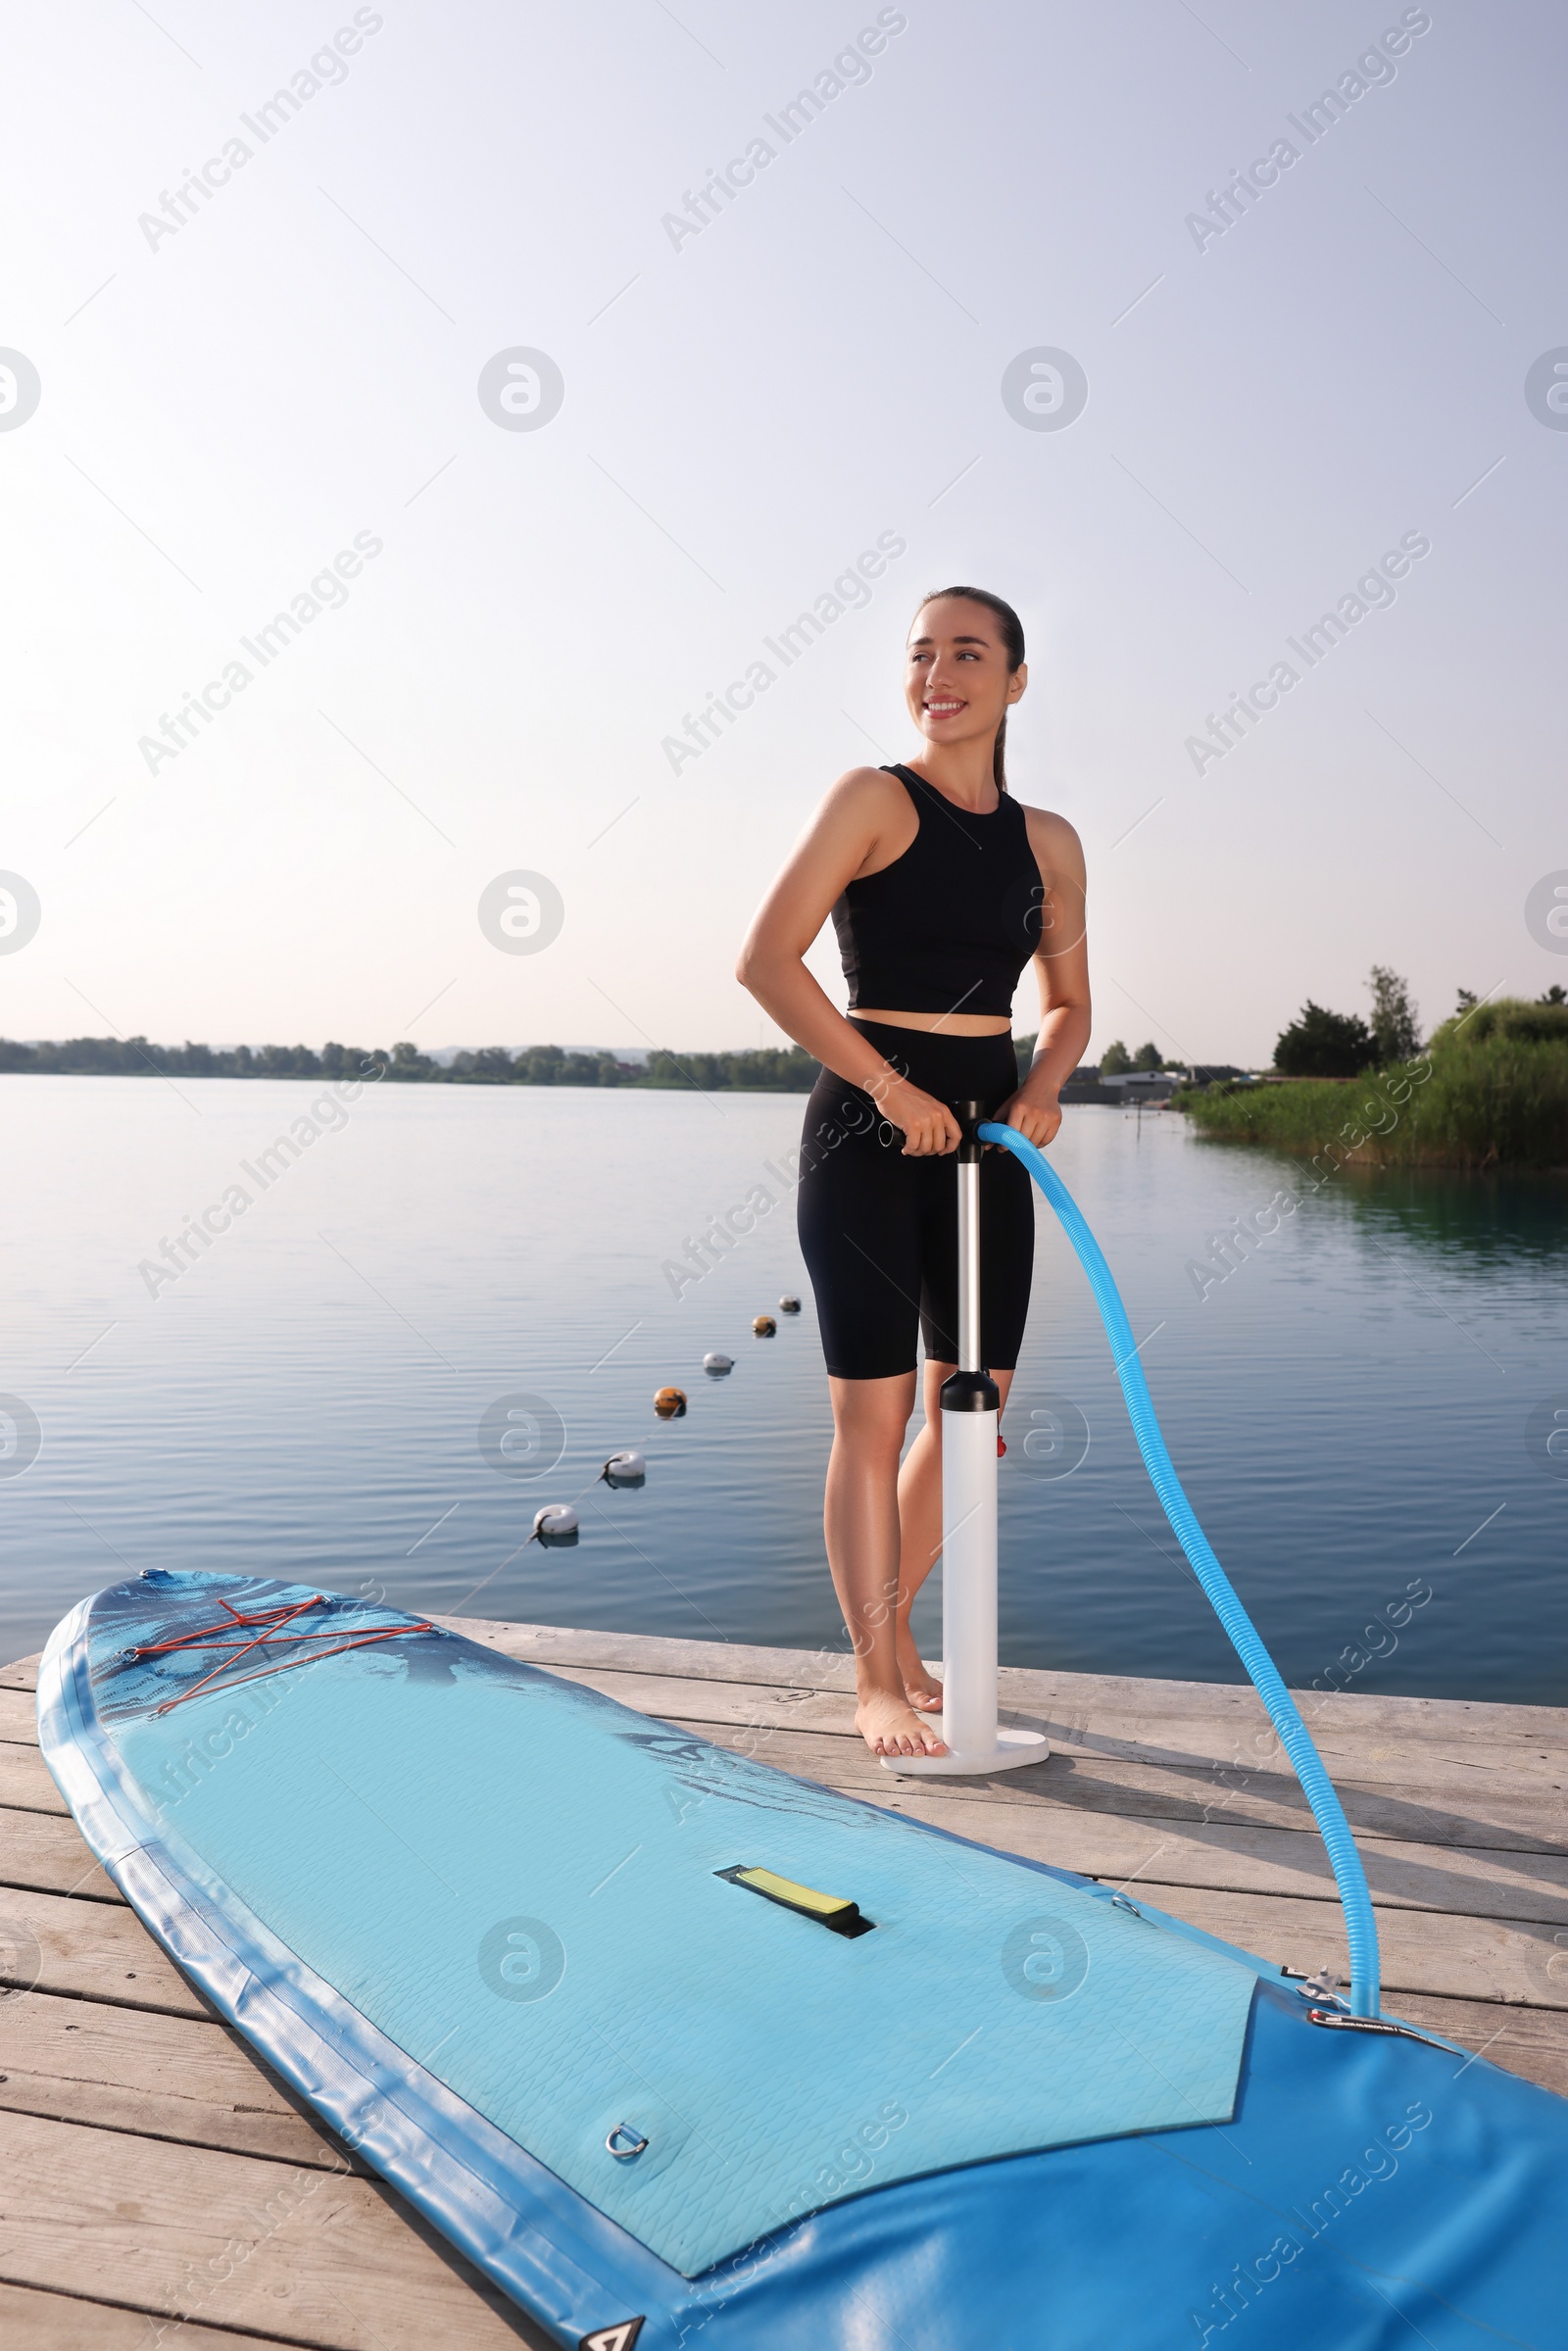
0,1689,38,1746
20,1616,1565,1760
435,1616,858,1692
0,1887,207,2019
0,1744,66,1815
0,1812,120,1905
1113,1881,1568,2009
525,1656,1567,1797
867,1787,1568,1927
438,1616,1568,1755
19,1614,1564,1778
544,1662,859,1735
0,1989,359,2171
1374,1992,1568,2099
0,2277,284,2351
676,1714,1568,1855
0,2108,555,2349
15,1624,1561,1853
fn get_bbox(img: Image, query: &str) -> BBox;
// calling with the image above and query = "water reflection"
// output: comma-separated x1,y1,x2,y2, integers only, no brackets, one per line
1192,1136,1568,1276
5,1082,1565,1704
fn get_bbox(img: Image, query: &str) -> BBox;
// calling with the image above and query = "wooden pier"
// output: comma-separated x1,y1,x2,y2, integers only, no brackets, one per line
1,1617,1565,2347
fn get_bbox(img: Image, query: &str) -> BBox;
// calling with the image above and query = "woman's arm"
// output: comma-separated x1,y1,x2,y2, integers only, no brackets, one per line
736,770,961,1156
995,808,1092,1150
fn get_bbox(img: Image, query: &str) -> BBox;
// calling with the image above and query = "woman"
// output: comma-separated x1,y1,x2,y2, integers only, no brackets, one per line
737,587,1091,1759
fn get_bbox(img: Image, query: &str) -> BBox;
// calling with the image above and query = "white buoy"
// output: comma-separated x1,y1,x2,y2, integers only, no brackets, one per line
779,1295,802,1313
601,1450,646,1488
703,1351,733,1375
531,1503,579,1546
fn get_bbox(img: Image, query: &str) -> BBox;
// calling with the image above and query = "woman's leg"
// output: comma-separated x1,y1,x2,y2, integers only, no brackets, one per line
896,1363,1014,1709
825,1371,949,1758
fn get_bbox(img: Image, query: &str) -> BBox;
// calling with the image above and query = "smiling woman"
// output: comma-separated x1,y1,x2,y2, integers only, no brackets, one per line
737,586,1091,1763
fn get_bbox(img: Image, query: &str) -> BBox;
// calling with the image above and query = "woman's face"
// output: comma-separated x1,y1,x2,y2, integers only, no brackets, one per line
904,597,1026,755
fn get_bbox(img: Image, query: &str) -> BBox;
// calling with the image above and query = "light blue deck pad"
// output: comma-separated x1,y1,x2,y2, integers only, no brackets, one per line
58,1571,1256,2278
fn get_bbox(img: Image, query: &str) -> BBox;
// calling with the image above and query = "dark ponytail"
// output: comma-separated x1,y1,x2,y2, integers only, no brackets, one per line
915,584,1026,792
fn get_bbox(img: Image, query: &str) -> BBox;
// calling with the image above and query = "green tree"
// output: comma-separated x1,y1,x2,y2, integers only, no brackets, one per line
1273,1001,1375,1078
1132,1040,1162,1071
260,1042,322,1077
1367,965,1419,1062
1100,1039,1132,1074
1539,984,1567,1007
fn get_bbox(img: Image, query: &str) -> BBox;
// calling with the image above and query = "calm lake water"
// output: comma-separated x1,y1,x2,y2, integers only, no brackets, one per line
4,1075,1565,1704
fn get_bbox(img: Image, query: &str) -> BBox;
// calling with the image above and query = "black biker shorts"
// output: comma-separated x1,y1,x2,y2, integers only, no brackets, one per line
796,1020,1035,1380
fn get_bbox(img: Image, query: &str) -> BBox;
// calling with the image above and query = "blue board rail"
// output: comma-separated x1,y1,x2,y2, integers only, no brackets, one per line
979,1121,1382,2019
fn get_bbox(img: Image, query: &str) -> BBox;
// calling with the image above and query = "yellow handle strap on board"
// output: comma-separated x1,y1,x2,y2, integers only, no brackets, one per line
716,1864,875,1937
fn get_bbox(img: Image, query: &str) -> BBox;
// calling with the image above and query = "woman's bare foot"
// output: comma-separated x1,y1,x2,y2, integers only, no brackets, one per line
896,1630,944,1711
856,1687,948,1759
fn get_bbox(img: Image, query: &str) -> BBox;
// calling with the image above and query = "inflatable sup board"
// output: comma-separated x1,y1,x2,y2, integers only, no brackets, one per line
40,1569,1568,2348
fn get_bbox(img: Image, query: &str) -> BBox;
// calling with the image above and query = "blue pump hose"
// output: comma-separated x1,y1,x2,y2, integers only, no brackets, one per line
978,1122,1381,2019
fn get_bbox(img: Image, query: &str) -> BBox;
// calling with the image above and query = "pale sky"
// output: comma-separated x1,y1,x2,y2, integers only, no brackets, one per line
2,0,1564,1066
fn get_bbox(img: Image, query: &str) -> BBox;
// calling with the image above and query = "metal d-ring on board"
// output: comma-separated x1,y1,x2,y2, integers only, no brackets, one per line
607,2123,650,2160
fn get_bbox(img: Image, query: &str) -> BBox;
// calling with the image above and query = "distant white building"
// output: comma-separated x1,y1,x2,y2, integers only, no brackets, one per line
1098,1069,1177,1101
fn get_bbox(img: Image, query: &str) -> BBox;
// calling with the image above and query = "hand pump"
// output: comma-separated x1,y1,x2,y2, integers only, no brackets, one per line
885,1102,1049,1778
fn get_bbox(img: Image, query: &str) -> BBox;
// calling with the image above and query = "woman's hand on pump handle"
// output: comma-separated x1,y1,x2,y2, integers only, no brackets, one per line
870,1073,962,1156
871,1072,1062,1157
993,1085,1063,1151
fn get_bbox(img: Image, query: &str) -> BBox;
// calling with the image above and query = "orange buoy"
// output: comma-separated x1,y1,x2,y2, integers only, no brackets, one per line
753,1314,776,1338
653,1386,687,1419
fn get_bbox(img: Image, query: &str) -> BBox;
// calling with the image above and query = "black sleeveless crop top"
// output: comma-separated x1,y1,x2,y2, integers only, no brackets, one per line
831,765,1044,1018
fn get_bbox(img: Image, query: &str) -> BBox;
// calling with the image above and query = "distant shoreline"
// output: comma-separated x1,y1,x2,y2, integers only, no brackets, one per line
0,1036,824,1092
4,1031,1077,1096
